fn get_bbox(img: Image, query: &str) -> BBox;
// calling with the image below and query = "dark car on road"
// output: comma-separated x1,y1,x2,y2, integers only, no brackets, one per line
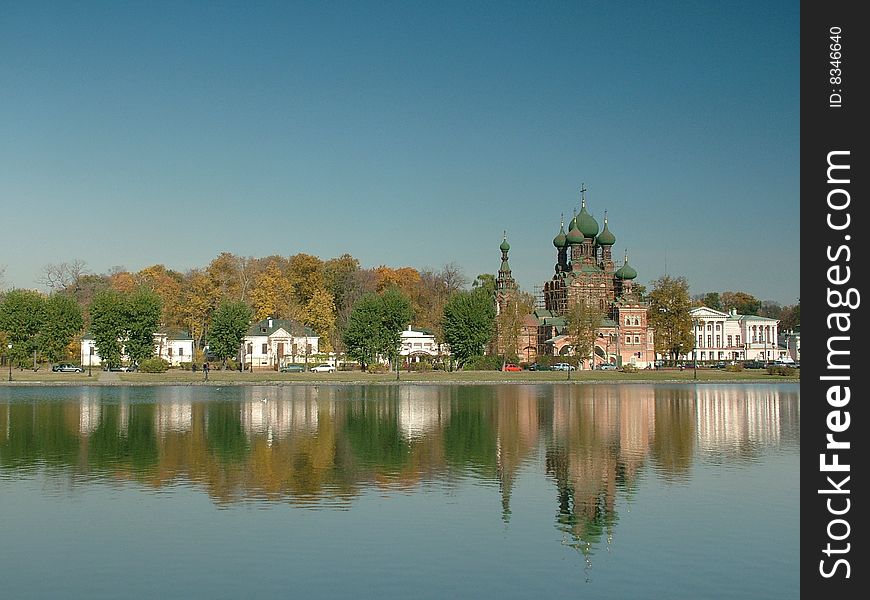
528,363,550,371
742,360,766,369
52,363,84,373
280,364,304,372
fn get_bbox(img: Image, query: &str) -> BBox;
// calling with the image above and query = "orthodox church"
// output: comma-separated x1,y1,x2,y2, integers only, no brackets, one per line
496,187,656,368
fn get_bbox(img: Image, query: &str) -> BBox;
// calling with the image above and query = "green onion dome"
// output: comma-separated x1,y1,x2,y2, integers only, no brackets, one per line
615,257,637,280
596,217,615,246
500,233,510,252
566,222,584,244
577,201,599,238
552,219,567,248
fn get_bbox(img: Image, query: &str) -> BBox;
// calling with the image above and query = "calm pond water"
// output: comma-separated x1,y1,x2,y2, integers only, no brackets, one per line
0,383,799,599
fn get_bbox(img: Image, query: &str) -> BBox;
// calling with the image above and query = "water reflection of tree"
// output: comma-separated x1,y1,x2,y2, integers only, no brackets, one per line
206,402,249,464
0,384,795,534
651,387,696,481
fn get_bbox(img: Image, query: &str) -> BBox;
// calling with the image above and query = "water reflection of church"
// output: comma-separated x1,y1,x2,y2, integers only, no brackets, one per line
0,385,799,556
496,187,656,368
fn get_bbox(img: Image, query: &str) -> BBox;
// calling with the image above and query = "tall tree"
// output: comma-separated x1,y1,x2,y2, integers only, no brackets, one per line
564,299,605,369
89,289,127,368
209,301,253,368
0,289,46,368
700,292,722,311
301,287,336,351
379,287,413,367
323,253,361,318
125,286,163,366
780,301,800,332
38,259,90,293
249,263,296,320
720,291,761,315
442,288,496,369
341,293,383,371
137,265,184,330
342,288,412,371
496,291,536,364
288,253,325,305
38,293,84,363
647,275,693,363
179,269,218,350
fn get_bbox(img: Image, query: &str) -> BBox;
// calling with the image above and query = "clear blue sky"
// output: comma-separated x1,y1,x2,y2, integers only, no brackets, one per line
1,1,799,305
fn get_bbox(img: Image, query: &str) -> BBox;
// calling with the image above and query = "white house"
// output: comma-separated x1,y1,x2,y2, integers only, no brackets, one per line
687,307,785,363
400,326,448,364
241,317,320,370
80,330,194,367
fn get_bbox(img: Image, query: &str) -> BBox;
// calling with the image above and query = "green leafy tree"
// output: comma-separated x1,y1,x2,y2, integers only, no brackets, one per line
89,289,127,368
342,288,413,371
721,291,762,315
0,289,46,368
38,293,84,363
342,293,383,371
125,286,163,366
701,292,722,311
209,301,253,368
564,299,605,369
442,288,496,369
780,301,800,332
379,287,413,367
647,275,693,364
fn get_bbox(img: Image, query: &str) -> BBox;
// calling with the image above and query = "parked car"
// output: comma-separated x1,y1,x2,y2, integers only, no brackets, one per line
103,365,132,372
502,363,522,372
712,361,728,369
311,364,336,373
598,363,618,370
280,364,304,372
742,360,765,369
52,363,84,373
552,362,575,371
528,363,550,371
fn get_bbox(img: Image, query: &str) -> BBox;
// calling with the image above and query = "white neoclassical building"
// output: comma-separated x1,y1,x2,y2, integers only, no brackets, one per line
241,317,320,370
400,326,448,364
688,307,786,363
80,330,194,367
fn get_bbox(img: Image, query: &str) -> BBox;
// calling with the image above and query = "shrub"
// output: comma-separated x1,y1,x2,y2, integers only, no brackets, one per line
620,364,638,373
463,354,504,371
767,365,796,376
178,361,192,371
139,357,170,373
725,363,744,372
367,362,389,373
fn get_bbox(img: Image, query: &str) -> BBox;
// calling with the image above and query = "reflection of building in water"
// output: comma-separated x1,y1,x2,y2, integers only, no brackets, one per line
496,385,541,521
398,386,450,440
238,387,323,443
695,386,782,455
154,401,193,434
79,398,101,435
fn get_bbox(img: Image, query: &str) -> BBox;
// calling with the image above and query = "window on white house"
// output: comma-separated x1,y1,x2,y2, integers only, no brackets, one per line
262,344,268,354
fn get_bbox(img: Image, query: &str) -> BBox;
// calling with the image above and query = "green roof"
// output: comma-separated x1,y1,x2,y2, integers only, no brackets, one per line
577,202,599,238
246,318,316,337
596,219,615,246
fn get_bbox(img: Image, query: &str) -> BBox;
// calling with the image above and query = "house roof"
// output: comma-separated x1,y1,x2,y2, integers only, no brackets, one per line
246,318,316,337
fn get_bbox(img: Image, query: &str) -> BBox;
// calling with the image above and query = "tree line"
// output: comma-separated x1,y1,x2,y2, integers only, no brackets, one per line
0,254,798,370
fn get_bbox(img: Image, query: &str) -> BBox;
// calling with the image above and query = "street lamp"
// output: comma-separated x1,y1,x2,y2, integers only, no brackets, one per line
88,347,92,378
7,343,12,382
